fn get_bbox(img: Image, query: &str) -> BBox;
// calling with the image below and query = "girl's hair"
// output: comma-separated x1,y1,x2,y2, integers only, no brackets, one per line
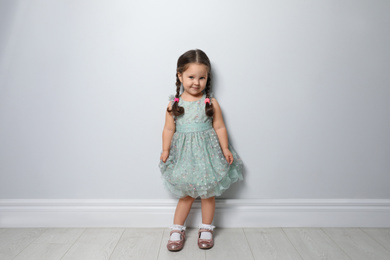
167,49,214,117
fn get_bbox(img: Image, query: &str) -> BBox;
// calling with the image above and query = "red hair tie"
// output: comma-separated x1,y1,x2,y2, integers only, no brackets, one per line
204,98,210,104
174,98,179,102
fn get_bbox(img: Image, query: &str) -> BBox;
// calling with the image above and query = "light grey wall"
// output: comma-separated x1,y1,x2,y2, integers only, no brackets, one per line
1,0,389,199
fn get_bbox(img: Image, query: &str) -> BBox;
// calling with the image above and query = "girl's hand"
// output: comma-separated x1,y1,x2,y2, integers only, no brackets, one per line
160,150,170,163
222,148,234,165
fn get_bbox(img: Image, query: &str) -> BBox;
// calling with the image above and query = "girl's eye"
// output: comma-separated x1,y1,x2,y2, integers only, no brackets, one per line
200,77,205,80
189,76,194,79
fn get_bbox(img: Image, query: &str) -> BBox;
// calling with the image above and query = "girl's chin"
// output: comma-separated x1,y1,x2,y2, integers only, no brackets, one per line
184,87,204,95
187,89,201,94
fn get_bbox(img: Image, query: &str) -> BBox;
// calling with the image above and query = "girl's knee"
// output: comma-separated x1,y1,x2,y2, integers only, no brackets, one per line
180,196,196,202
201,196,215,202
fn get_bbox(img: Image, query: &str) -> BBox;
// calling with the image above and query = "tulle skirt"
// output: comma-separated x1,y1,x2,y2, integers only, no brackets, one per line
159,125,243,199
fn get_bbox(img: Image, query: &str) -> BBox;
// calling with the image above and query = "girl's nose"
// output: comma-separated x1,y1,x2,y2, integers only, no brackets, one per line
194,79,200,85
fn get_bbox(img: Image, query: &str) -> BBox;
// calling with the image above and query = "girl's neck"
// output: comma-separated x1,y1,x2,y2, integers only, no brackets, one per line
180,92,204,102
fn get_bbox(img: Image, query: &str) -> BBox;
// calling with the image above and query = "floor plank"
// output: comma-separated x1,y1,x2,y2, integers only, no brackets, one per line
362,228,390,252
61,228,124,260
244,228,303,260
283,228,350,260
157,228,206,260
205,228,254,260
323,228,390,260
12,228,85,260
109,228,164,260
0,228,46,260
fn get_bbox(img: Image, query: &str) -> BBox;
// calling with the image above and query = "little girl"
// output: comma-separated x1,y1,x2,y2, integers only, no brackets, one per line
159,49,243,251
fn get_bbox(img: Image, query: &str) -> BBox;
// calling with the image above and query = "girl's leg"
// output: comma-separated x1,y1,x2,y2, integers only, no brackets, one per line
198,196,216,249
201,196,215,224
173,196,196,225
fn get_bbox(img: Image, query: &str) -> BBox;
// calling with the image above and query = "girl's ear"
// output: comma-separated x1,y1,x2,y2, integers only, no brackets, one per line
177,72,183,83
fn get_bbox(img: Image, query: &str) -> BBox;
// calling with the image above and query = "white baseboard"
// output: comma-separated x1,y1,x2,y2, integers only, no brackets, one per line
1,199,390,228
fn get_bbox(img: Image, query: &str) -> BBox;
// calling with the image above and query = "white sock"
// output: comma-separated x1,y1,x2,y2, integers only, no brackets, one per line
199,223,215,239
170,224,186,241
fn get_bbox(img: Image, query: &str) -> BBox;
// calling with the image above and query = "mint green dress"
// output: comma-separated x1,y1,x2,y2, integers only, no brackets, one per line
159,93,243,199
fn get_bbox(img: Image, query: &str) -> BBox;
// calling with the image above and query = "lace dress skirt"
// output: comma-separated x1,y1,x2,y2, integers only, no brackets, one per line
159,122,243,199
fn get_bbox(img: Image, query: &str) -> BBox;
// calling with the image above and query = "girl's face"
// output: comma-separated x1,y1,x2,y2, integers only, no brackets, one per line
178,63,208,98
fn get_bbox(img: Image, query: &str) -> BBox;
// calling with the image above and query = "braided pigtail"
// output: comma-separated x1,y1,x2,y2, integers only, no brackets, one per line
204,82,214,117
167,73,185,116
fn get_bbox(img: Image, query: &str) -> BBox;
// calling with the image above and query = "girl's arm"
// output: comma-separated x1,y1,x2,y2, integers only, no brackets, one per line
212,98,234,164
160,102,176,162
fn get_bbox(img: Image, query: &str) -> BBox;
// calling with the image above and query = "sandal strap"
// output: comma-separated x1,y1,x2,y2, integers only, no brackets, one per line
198,228,214,235
170,229,186,239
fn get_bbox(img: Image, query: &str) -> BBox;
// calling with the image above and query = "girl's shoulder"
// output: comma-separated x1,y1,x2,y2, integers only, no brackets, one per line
207,91,216,102
211,97,219,106
167,95,176,109
167,101,173,110
210,97,223,115
166,96,176,118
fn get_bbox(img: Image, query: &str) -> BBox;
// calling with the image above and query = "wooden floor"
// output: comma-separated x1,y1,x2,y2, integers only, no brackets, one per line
1,228,390,259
